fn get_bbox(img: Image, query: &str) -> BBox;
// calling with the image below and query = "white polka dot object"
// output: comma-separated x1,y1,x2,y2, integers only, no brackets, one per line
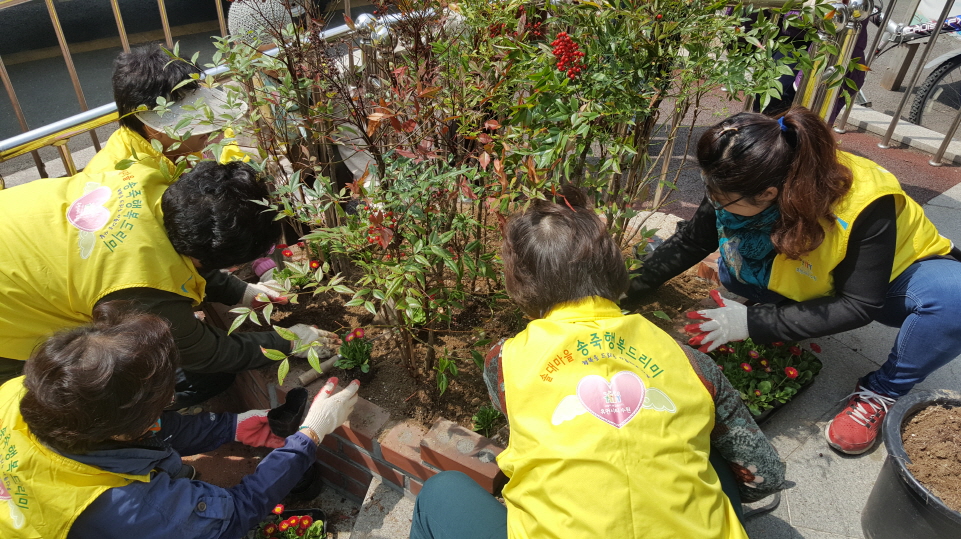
228,0,305,44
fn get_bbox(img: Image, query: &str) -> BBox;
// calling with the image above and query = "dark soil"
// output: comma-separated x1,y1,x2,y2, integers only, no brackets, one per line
236,267,716,432
903,404,961,513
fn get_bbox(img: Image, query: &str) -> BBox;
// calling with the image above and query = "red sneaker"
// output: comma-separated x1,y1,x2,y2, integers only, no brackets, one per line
825,386,897,455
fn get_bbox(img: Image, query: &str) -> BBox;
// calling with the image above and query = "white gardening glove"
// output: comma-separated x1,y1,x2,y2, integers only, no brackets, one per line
241,280,288,308
288,324,341,358
684,289,749,353
300,377,361,439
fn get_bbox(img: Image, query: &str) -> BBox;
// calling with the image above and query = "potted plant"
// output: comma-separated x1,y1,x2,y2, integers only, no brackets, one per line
248,503,326,538
336,328,373,375
861,389,961,539
707,339,823,420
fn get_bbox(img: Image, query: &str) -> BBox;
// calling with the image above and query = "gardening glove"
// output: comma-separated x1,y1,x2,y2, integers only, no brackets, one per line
241,280,288,308
288,324,341,359
300,377,361,438
684,289,748,353
235,409,286,448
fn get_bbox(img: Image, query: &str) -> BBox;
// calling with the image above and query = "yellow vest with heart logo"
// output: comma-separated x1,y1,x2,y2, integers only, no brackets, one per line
768,152,953,302
498,297,747,539
0,377,150,539
0,129,206,360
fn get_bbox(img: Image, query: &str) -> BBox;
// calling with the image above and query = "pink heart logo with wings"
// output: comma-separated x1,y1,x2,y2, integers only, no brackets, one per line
66,186,112,232
576,371,645,428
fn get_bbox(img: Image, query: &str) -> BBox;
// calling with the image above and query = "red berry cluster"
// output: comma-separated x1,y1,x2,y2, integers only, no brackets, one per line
527,21,544,39
551,32,584,80
371,0,393,16
365,209,397,244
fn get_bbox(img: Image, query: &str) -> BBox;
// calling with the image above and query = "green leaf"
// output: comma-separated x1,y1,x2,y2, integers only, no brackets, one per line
471,350,484,370
437,372,448,396
151,138,164,154
114,159,136,170
307,346,321,373
277,358,290,386
262,302,274,322
363,301,377,315
274,326,298,341
260,347,288,361
651,310,671,320
361,363,370,373
227,312,247,335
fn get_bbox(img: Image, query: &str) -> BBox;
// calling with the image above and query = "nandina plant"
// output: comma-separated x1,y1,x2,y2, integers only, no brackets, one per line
708,339,823,417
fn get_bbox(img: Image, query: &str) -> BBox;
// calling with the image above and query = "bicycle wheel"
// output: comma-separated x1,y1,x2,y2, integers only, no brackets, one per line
908,54,961,134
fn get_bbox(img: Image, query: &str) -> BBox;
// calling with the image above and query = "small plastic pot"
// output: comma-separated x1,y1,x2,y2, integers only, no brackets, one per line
861,389,961,539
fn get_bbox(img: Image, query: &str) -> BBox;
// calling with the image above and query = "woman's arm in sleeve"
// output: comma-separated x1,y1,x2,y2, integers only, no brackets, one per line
624,198,720,306
685,346,786,502
200,268,249,306
69,433,317,539
154,411,238,456
747,196,897,343
483,339,508,415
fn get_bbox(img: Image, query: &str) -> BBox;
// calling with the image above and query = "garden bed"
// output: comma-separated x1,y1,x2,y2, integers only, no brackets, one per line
245,267,715,431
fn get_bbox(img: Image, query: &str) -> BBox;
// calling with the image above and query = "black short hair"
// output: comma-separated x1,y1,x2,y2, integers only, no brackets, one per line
113,43,201,138
162,160,281,269
20,302,178,454
502,185,628,318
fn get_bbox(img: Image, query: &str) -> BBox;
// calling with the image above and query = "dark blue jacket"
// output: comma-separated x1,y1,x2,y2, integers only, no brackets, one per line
65,411,316,539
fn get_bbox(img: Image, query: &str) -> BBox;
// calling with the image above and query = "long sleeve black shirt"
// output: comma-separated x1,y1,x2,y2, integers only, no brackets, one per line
624,195,954,343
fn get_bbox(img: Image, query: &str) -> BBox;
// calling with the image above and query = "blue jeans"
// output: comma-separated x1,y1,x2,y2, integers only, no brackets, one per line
720,257,961,398
865,258,961,397
409,451,744,539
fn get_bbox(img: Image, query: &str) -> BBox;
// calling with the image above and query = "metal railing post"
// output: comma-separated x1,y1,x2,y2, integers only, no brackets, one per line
835,0,902,132
157,0,174,49
43,0,101,152
0,54,47,177
109,0,131,53
928,104,961,165
215,0,228,37
878,0,955,148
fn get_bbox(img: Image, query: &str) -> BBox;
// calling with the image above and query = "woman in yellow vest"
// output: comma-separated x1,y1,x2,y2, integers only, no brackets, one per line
0,301,359,539
410,187,785,539
623,106,961,455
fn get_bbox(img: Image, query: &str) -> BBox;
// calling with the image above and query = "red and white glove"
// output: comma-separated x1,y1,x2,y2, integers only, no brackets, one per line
241,280,288,308
684,289,749,353
300,378,361,439
235,409,286,448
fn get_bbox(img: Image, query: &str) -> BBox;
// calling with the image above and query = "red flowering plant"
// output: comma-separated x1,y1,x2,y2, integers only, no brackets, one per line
335,328,374,373
708,339,823,417
249,504,324,539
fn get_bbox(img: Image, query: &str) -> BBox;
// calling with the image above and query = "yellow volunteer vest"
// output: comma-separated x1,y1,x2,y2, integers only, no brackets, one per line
768,152,953,302
0,129,206,360
0,377,149,539
84,127,248,176
498,297,747,539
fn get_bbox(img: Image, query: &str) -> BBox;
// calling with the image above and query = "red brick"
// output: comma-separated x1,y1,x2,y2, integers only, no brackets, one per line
378,420,437,481
320,434,340,454
317,461,347,489
332,397,390,452
342,443,406,488
408,476,424,496
317,446,373,487
231,369,273,410
419,419,502,493
345,476,371,500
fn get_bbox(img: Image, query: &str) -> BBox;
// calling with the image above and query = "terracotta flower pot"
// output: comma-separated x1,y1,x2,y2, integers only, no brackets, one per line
861,389,961,539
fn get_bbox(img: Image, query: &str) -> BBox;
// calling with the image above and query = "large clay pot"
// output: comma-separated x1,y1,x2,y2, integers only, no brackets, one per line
861,389,961,539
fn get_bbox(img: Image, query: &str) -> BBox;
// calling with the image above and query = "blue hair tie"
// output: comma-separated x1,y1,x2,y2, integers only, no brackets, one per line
777,116,788,132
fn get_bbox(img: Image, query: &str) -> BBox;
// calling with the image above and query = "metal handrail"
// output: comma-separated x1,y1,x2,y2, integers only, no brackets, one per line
0,9,412,165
